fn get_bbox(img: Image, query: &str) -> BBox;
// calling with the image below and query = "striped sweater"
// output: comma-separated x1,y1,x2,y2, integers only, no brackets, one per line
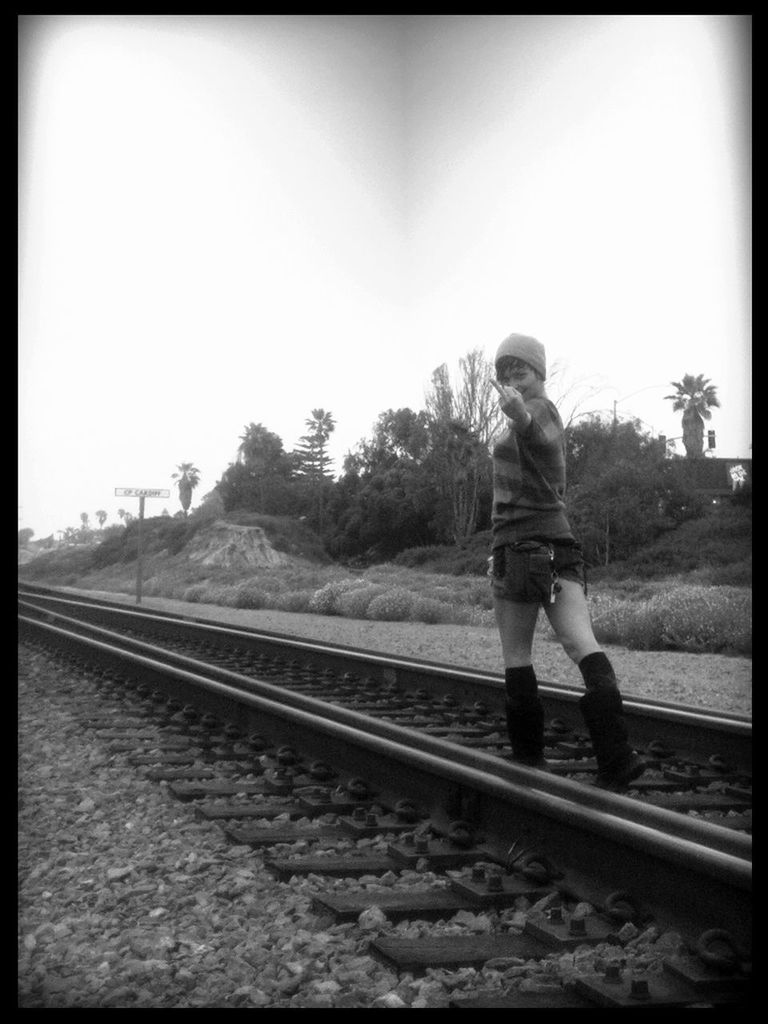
491,395,573,547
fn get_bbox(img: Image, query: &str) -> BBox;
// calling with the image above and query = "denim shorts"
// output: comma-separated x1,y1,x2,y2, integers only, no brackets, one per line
489,539,586,603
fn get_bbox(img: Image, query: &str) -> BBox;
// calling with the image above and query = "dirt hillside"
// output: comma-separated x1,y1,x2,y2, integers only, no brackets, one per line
184,521,289,569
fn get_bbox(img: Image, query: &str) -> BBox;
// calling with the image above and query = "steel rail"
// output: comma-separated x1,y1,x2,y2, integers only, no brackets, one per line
18,588,752,770
19,608,751,863
19,611,752,950
17,588,751,728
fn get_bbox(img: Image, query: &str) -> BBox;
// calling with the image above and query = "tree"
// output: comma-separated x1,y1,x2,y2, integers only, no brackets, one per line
451,349,506,447
239,423,287,469
96,509,107,529
346,409,431,476
293,409,336,532
230,423,295,512
664,374,720,458
424,421,491,543
326,408,439,560
18,527,34,547
565,415,698,565
546,359,611,430
327,459,437,560
77,512,93,543
424,354,496,543
425,364,455,426
294,409,336,482
172,463,201,517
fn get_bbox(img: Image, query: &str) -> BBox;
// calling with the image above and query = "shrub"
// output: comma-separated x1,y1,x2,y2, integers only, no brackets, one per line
366,588,414,622
590,505,751,583
18,546,97,580
393,533,492,576
337,584,387,619
91,531,129,569
273,590,313,613
308,580,349,615
162,522,197,556
448,605,476,626
590,585,751,655
141,574,185,599
410,596,454,624
215,585,242,608
182,584,209,603
232,582,271,609
393,545,449,570
464,578,495,611
656,586,751,655
688,559,752,587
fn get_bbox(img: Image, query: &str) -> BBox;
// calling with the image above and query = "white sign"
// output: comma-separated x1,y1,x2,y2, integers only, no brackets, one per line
115,488,170,498
728,465,747,491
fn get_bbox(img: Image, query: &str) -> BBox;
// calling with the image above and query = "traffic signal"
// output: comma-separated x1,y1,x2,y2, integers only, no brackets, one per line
707,430,716,450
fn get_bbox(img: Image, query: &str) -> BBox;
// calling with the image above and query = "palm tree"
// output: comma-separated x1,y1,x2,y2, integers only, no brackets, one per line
172,462,201,517
96,509,107,529
664,374,720,458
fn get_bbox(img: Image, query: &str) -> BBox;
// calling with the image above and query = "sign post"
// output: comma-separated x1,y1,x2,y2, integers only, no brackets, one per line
115,488,171,604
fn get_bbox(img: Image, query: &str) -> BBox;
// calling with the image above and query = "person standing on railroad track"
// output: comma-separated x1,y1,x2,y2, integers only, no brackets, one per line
489,332,646,790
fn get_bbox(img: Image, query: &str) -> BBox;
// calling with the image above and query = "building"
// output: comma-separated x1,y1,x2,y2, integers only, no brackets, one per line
666,457,752,502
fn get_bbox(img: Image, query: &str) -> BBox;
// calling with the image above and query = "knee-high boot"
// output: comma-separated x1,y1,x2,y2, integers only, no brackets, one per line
504,665,545,767
578,652,645,789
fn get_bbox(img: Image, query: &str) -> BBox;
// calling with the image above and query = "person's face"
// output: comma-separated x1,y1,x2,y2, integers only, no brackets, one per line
496,359,543,400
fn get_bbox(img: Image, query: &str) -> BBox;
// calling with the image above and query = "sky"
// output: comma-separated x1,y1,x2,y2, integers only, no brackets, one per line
18,14,751,540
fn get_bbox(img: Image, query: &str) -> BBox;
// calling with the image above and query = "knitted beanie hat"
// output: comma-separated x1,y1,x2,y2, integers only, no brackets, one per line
495,334,547,380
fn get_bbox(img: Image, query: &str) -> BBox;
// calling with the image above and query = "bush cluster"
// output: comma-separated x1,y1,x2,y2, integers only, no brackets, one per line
336,584,387,619
366,588,414,622
409,596,456,625
232,582,271,609
273,590,313,613
307,580,348,616
590,505,752,585
393,532,492,576
589,584,751,656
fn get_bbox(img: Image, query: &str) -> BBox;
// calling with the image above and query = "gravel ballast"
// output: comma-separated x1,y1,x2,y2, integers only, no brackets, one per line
19,639,724,1009
19,643,437,1009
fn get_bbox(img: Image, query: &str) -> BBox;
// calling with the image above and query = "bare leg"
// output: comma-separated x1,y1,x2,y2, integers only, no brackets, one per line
542,578,602,665
493,596,540,667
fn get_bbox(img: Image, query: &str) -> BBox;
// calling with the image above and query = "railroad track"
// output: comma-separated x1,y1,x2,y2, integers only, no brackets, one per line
18,584,752,809
18,584,752,1007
